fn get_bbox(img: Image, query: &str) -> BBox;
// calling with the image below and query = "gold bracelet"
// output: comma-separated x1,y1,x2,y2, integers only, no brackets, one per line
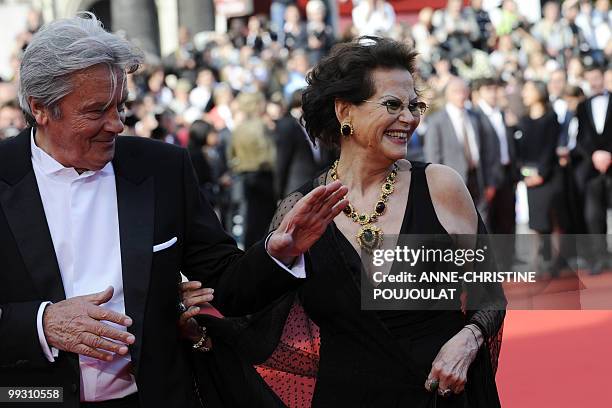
192,326,210,352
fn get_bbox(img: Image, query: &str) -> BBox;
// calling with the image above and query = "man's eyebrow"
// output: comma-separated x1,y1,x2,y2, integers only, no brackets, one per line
82,101,106,111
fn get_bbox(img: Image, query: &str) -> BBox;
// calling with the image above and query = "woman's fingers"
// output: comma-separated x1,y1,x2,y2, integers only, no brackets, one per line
427,365,466,396
183,294,214,308
316,184,349,213
179,281,202,293
179,306,201,325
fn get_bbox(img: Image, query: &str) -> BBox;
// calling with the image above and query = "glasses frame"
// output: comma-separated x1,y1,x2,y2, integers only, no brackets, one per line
362,99,428,116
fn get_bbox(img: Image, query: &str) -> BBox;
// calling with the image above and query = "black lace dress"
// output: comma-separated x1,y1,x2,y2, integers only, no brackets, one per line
194,162,506,408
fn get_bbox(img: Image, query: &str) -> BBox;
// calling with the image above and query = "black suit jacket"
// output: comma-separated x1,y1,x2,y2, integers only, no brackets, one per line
275,115,320,197
0,129,301,407
575,95,612,188
474,106,518,189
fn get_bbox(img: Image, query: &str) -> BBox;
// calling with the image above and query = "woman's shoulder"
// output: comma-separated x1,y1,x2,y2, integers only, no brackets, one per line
423,164,478,235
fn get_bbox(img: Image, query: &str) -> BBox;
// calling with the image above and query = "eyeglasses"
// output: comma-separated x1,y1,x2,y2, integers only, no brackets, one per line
362,99,428,116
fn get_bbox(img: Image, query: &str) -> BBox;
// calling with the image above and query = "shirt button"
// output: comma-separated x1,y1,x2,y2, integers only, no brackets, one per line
71,383,77,393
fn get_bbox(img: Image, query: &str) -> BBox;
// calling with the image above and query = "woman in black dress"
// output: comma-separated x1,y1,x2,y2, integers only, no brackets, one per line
181,37,505,407
516,80,565,272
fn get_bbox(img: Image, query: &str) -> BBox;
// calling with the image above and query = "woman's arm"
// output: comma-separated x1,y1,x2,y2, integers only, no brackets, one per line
424,164,506,395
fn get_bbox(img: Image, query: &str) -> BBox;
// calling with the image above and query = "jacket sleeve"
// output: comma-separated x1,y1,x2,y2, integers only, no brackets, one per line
179,149,302,317
0,301,51,369
424,116,444,165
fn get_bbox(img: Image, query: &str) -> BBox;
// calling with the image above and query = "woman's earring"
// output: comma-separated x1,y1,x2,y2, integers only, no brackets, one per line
340,121,354,138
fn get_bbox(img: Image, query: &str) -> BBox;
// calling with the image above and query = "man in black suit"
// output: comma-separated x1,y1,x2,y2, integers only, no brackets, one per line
0,13,347,407
473,78,518,234
275,90,331,197
575,65,612,272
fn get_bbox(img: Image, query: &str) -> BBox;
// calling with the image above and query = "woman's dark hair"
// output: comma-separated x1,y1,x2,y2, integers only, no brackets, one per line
302,36,419,147
188,120,214,149
563,85,584,99
526,80,551,111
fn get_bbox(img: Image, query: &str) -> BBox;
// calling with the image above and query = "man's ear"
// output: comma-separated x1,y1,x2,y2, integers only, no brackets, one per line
28,97,48,126
334,98,352,124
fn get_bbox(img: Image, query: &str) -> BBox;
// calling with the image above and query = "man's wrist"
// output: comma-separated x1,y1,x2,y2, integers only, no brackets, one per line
264,231,296,267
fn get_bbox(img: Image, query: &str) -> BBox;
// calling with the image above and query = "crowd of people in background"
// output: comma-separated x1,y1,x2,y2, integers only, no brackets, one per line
1,0,611,273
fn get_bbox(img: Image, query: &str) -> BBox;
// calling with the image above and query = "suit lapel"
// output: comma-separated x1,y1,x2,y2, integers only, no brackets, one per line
603,95,612,135
586,98,598,135
113,142,154,377
0,129,65,302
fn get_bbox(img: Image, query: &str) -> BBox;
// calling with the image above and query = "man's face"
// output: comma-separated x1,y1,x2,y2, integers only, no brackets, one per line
479,85,498,108
446,78,469,108
0,106,25,129
37,64,126,171
585,69,604,95
548,71,567,98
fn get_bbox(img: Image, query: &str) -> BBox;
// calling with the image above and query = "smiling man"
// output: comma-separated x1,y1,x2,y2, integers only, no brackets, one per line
0,13,347,408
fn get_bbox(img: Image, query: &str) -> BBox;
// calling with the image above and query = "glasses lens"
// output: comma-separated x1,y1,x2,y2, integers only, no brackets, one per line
409,102,427,116
384,100,402,114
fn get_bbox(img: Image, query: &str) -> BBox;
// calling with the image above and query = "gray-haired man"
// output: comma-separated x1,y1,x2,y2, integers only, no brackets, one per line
0,13,347,408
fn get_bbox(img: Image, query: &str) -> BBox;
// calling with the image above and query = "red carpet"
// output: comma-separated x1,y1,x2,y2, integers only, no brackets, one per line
497,310,612,407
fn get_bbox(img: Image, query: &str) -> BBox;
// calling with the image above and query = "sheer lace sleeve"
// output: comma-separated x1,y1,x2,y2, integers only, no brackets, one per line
253,188,324,407
269,191,305,232
464,215,507,374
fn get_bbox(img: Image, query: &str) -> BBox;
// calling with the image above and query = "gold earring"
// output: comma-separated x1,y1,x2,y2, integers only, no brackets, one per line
340,121,354,138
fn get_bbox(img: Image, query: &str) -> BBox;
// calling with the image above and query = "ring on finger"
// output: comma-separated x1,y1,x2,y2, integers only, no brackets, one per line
178,302,187,314
438,388,452,397
426,378,439,392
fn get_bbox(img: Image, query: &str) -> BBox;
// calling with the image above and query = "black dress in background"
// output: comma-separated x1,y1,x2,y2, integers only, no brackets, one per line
515,111,564,233
194,162,506,408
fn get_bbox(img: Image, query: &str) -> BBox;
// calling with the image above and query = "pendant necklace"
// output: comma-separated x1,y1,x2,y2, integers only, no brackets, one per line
330,160,398,253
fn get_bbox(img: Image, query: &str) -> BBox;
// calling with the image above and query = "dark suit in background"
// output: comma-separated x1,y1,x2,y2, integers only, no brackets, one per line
275,113,321,197
0,129,301,407
575,94,612,233
474,105,519,234
575,94,612,267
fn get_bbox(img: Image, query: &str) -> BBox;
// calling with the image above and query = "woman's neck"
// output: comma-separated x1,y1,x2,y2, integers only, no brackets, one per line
529,103,546,119
335,150,395,196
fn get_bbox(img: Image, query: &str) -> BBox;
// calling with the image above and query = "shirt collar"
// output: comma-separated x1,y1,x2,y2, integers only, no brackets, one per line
30,128,114,179
478,101,499,116
592,91,609,99
445,103,466,118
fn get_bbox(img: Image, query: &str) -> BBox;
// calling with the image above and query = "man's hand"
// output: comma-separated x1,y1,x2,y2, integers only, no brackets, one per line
524,174,544,187
484,186,496,203
267,180,349,265
592,150,611,174
42,286,135,362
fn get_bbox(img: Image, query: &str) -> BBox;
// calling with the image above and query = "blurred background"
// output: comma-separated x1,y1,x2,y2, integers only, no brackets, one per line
0,1,611,406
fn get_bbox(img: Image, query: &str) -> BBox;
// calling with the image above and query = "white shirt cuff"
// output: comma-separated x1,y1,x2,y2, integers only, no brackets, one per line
264,232,306,279
37,302,59,362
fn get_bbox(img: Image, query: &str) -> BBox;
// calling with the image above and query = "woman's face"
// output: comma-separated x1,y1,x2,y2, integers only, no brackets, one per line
521,81,540,107
346,68,421,162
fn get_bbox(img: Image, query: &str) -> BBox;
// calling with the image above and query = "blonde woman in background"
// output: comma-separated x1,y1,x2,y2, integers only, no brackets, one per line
229,92,277,248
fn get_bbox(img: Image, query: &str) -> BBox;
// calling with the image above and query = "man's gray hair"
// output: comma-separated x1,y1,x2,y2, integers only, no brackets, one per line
18,12,144,125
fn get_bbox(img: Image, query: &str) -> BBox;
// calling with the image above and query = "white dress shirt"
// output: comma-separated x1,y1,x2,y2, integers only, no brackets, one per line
591,94,609,135
31,129,136,402
479,101,510,165
552,98,568,124
445,104,480,165
31,129,305,401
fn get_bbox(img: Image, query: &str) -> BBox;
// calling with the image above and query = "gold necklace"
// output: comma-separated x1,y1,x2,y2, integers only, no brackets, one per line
330,160,398,253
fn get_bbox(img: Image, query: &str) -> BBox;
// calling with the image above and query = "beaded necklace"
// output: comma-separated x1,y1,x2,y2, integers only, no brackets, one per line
330,160,398,252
